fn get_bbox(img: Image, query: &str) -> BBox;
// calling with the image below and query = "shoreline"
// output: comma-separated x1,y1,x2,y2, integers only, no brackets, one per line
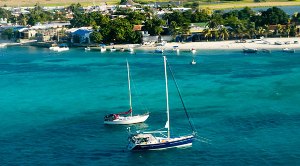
3,37,300,52
104,37,300,52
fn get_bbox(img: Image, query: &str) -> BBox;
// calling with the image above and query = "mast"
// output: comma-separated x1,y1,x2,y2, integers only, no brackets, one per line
127,60,133,117
163,56,170,139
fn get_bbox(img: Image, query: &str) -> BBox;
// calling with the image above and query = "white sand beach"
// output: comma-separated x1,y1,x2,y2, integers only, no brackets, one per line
107,37,300,52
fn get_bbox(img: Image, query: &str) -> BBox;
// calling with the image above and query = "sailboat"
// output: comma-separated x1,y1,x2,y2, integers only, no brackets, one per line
127,56,196,150
104,61,149,125
190,58,196,65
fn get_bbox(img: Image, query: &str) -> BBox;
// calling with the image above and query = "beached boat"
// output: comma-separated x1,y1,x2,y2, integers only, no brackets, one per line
155,47,164,53
120,48,125,52
104,61,149,125
127,56,196,151
243,48,258,53
282,48,295,53
275,41,284,45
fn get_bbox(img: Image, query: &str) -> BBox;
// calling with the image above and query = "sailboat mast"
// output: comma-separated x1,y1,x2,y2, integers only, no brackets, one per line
163,56,170,139
127,60,133,117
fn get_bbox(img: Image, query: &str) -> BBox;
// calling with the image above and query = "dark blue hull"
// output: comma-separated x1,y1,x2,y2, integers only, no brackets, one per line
131,136,194,151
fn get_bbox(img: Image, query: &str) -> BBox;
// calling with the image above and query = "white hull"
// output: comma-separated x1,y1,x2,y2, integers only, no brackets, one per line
0,43,7,48
128,134,194,150
55,47,69,52
49,46,59,51
128,48,134,52
101,48,106,52
104,114,149,125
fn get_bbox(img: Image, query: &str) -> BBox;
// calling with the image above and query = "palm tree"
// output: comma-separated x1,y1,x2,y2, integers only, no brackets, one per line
18,14,28,26
203,29,212,41
276,24,284,37
247,22,256,39
218,27,229,40
263,25,271,38
257,26,265,38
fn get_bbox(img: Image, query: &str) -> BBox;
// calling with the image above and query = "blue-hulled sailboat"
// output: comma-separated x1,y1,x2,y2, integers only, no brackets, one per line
127,56,196,151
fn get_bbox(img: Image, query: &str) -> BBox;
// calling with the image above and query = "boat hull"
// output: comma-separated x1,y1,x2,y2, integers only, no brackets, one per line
104,114,149,125
128,135,194,151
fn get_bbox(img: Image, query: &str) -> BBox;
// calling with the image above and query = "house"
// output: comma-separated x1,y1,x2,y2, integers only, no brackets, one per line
68,28,93,44
17,22,70,42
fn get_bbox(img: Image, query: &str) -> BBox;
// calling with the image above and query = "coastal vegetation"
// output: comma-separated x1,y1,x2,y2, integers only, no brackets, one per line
1,0,300,9
1,1,300,44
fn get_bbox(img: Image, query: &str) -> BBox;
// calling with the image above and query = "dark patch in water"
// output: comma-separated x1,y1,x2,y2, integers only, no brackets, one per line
45,59,69,63
0,63,89,74
224,113,300,133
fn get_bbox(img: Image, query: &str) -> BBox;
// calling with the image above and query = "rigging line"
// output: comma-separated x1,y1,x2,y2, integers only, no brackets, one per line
166,59,197,134
130,68,150,112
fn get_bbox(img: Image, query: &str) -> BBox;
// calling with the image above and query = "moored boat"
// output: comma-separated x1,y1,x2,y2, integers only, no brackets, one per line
243,48,258,53
282,48,295,53
85,47,91,51
104,60,149,125
127,56,196,151
190,59,196,65
191,48,196,54
110,47,116,52
155,47,164,53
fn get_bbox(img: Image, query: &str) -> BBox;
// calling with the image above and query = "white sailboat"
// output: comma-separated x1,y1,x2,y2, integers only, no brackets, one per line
104,61,149,125
191,48,196,54
127,56,196,150
190,58,196,65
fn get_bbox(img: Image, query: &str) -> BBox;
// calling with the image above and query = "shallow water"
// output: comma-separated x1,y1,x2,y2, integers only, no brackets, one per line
0,46,299,165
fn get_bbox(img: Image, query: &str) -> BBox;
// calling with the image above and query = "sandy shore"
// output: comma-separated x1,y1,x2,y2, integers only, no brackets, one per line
105,37,300,52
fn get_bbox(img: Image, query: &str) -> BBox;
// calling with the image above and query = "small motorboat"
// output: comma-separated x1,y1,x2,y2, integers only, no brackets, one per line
49,46,59,51
173,46,179,53
100,47,106,52
110,47,116,52
128,47,134,53
155,47,164,53
85,47,91,51
243,48,258,53
261,49,271,53
0,43,7,48
282,48,295,53
53,44,69,52
120,48,125,52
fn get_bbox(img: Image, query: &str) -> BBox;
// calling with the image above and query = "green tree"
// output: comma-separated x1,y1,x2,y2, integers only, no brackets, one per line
90,31,103,43
0,8,11,19
1,28,14,40
218,27,229,40
259,7,288,26
143,16,165,36
27,3,53,25
17,14,28,26
203,29,213,41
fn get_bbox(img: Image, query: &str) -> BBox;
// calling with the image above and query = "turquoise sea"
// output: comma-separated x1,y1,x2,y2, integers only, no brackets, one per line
0,46,299,165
